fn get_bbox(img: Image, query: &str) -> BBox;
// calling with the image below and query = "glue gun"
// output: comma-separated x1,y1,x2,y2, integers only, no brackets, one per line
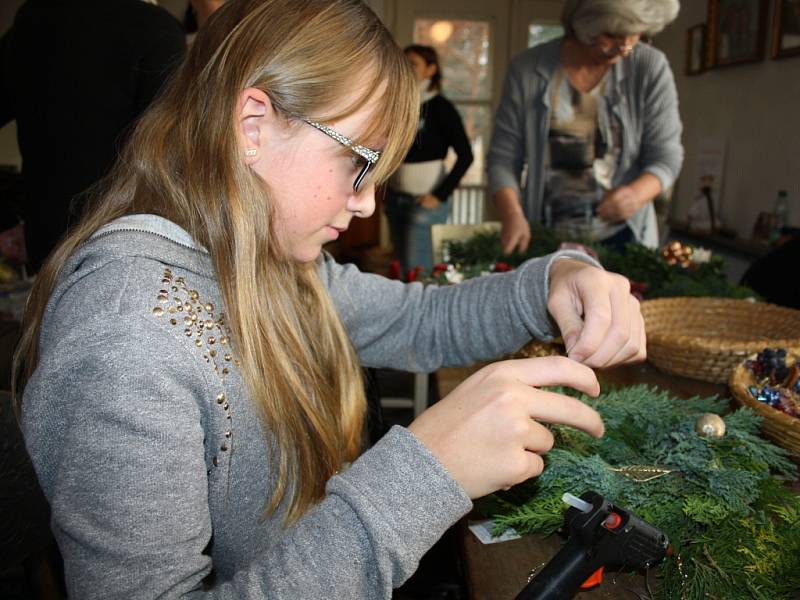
515,490,670,600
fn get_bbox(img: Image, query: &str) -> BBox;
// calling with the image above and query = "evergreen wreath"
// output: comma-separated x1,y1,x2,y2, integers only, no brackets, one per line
475,385,800,600
420,227,753,300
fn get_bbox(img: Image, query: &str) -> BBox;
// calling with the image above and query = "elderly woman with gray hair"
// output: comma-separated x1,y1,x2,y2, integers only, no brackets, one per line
488,0,683,252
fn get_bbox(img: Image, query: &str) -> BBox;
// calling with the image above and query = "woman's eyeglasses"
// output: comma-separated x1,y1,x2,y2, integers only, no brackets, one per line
599,33,640,58
301,118,381,192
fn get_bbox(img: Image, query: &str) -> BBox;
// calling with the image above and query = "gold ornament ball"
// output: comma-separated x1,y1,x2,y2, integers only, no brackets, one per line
694,413,726,438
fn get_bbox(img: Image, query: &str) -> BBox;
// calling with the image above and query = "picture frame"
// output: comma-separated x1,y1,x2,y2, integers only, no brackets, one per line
772,0,800,59
706,0,768,67
686,23,707,75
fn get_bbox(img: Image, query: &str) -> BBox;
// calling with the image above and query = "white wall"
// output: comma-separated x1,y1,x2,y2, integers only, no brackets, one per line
654,1,800,237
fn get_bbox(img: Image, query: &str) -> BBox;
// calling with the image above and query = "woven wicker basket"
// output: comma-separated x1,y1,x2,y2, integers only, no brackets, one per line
729,356,800,455
640,297,800,384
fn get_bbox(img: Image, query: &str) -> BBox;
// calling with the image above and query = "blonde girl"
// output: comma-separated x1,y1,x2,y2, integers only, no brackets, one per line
15,0,644,597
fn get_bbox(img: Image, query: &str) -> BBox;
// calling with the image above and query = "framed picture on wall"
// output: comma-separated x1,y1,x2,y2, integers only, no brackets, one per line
707,0,768,67
772,0,800,58
686,24,706,74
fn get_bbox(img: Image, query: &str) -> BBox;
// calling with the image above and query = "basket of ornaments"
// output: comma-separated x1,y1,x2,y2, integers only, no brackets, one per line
728,348,800,455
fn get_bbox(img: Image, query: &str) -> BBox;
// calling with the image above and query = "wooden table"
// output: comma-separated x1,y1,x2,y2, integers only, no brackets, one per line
436,361,796,600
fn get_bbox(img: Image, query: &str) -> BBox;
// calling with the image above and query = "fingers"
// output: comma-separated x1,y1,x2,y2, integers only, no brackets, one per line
520,451,546,482
468,358,603,437
597,190,622,220
409,355,605,498
547,260,588,356
573,274,631,366
514,220,531,253
604,295,647,366
596,188,639,221
501,234,516,255
519,385,605,438
501,218,531,254
595,196,609,218
501,228,528,254
502,451,546,491
476,357,604,438
549,263,644,368
524,420,555,453
547,292,584,357
517,229,531,253
484,356,600,397
597,203,622,222
416,194,440,209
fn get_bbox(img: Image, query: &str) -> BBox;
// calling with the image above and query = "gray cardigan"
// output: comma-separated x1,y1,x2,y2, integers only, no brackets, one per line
22,215,595,599
487,38,684,248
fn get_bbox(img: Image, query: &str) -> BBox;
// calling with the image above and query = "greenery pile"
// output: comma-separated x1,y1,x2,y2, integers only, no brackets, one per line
428,227,753,299
475,385,800,600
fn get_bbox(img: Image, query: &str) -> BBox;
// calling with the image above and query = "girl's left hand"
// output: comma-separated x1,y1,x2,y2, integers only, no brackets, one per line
416,193,441,209
547,259,645,368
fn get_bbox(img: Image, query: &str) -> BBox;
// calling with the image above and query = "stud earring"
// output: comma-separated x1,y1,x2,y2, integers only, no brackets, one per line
245,149,257,157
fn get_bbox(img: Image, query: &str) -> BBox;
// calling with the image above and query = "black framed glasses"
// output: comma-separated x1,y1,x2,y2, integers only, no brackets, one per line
301,118,381,192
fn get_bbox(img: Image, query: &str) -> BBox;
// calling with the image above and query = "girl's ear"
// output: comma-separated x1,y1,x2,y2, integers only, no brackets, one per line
237,87,272,164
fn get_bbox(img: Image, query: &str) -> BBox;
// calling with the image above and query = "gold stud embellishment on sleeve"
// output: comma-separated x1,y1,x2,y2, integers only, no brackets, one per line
152,267,237,380
152,268,238,468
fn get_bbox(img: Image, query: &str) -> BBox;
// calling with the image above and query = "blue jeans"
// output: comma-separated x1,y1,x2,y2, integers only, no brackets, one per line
384,190,450,273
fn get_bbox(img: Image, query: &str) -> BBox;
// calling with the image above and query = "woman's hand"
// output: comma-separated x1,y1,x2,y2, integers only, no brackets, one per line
548,259,646,368
416,193,441,209
408,356,603,499
596,185,643,222
500,210,532,254
494,187,531,254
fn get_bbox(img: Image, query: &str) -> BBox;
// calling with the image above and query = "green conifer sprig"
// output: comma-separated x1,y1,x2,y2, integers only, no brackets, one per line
436,229,754,299
476,385,800,600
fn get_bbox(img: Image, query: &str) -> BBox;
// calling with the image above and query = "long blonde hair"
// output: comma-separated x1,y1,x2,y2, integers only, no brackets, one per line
13,0,418,524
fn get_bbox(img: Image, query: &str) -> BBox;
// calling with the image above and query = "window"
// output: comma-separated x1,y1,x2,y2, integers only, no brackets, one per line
528,23,563,48
414,19,491,185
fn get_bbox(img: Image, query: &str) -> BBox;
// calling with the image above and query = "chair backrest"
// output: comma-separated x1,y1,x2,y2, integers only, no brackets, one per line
430,221,501,266
448,185,487,225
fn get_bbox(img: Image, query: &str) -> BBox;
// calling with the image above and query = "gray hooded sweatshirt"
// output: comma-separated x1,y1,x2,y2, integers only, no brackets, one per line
22,214,594,599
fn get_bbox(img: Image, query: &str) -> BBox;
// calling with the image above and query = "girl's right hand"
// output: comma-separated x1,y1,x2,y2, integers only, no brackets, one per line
407,356,603,499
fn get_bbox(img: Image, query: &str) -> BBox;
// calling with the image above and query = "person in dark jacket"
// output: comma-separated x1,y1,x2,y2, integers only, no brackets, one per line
741,233,800,309
385,44,473,272
0,0,186,271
